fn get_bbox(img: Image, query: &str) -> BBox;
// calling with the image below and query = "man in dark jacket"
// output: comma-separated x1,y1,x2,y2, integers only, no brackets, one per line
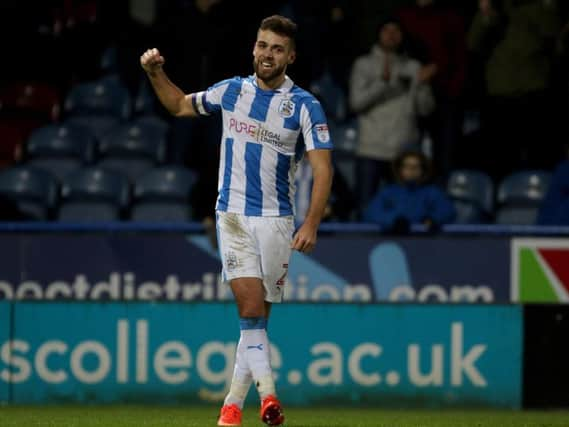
362,150,455,232
468,0,562,177
397,0,467,178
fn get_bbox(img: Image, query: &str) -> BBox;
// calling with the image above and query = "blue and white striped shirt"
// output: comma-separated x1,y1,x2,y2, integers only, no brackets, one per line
191,75,332,217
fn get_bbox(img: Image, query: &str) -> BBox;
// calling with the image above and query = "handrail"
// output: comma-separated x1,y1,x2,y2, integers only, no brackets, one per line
0,221,567,236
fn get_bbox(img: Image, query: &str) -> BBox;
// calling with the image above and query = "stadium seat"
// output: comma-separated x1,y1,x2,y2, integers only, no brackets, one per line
0,166,58,220
25,124,96,180
134,79,157,116
64,116,120,141
329,121,357,152
133,115,170,134
447,170,494,223
96,122,168,181
58,168,130,222
64,77,131,120
310,71,346,123
495,170,551,225
131,166,196,222
100,46,118,74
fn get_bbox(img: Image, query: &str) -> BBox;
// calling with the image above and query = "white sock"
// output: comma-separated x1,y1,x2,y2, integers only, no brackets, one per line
223,336,253,409
239,317,276,399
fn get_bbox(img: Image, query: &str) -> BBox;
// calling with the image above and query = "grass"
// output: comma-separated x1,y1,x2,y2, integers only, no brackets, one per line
1,405,569,427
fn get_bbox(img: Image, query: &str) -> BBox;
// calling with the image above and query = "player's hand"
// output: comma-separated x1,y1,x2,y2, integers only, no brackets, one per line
291,222,318,253
140,48,165,74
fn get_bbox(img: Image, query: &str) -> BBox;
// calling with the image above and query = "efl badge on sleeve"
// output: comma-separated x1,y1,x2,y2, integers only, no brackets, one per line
315,124,330,143
278,99,295,118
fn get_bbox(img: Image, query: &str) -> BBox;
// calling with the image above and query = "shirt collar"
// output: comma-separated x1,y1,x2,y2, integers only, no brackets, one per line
250,74,294,93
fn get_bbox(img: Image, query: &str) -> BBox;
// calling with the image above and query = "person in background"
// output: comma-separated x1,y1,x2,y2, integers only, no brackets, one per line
468,0,562,179
397,0,467,179
537,148,569,226
362,150,455,233
349,17,436,216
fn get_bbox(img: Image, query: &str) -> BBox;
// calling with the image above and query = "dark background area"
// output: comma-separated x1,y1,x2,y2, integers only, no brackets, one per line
1,0,569,225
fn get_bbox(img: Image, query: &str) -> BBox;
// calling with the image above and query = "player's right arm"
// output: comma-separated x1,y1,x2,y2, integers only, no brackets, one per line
140,48,197,118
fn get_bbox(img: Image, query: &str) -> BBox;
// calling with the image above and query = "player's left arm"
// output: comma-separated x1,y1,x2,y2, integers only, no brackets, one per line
291,149,333,253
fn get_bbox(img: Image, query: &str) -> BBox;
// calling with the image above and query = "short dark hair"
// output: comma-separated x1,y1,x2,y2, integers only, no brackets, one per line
376,16,402,35
259,15,297,49
392,150,433,183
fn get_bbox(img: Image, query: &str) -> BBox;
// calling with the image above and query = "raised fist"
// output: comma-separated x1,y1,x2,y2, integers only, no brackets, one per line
140,48,165,74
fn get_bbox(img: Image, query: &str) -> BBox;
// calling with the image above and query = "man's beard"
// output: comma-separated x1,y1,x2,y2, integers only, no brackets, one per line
253,59,286,85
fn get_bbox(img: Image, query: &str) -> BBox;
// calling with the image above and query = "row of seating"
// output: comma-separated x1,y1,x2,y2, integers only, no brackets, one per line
0,75,156,124
64,75,160,139
0,75,159,167
0,166,195,222
446,169,550,225
1,75,555,226
0,162,552,225
25,117,168,182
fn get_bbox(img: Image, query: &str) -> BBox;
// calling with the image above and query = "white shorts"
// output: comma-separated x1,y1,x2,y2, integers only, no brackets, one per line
216,211,294,303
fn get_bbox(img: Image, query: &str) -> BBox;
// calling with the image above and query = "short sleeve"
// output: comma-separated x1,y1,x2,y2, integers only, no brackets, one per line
299,97,333,151
190,80,230,116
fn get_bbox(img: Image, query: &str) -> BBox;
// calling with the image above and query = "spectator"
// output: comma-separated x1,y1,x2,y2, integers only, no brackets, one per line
468,0,562,179
397,0,467,179
537,151,569,225
362,150,456,233
349,17,436,214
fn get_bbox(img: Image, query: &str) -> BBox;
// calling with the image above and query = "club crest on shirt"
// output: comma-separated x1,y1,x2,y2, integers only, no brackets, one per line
315,124,330,143
278,99,295,118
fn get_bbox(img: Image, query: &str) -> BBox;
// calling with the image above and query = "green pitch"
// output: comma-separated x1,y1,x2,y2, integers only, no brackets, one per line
1,405,569,427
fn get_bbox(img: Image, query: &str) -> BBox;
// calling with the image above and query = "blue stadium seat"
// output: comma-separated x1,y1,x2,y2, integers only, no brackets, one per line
310,71,346,123
25,124,95,180
96,122,168,181
447,170,494,223
0,166,58,220
496,170,551,225
63,76,132,141
58,168,130,222
64,77,131,120
133,115,170,134
64,116,120,142
498,170,551,203
329,121,357,152
131,166,196,222
134,79,156,116
100,46,118,74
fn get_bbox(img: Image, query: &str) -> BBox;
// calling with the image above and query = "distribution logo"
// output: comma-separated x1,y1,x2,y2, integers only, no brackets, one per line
511,238,569,302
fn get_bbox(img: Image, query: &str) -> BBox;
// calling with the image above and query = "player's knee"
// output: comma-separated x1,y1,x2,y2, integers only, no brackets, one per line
239,303,266,318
